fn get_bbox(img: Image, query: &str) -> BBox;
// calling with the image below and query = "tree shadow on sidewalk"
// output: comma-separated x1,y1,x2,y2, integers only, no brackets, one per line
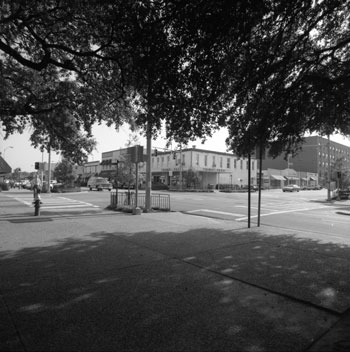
1,227,350,351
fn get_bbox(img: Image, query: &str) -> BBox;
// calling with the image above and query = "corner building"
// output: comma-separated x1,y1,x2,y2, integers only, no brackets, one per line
141,147,257,190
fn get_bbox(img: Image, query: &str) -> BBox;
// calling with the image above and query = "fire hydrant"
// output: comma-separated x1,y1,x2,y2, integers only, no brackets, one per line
33,187,42,216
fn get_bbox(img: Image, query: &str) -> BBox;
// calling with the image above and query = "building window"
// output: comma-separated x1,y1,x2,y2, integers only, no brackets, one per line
227,158,231,169
246,160,249,169
252,161,255,170
212,156,216,167
220,157,223,168
182,154,185,165
240,159,243,169
196,154,199,165
161,156,164,164
204,155,208,166
167,155,170,165
234,159,237,168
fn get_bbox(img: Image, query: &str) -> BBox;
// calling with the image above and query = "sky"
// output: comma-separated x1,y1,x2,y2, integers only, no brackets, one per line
1,122,350,172
0,123,230,172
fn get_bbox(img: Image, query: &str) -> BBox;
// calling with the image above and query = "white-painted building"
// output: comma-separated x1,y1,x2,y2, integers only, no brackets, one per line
94,146,257,190
144,147,257,189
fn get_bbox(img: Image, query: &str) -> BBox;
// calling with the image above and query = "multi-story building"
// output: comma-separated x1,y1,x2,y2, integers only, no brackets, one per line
98,146,257,189
148,147,257,189
261,136,350,186
0,155,12,182
80,160,102,184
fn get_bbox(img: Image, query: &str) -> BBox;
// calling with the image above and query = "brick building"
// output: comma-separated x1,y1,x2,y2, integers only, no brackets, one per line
261,136,350,186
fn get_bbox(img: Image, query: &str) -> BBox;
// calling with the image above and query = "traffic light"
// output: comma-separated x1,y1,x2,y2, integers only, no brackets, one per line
35,162,39,170
173,152,176,160
337,171,341,178
154,149,158,157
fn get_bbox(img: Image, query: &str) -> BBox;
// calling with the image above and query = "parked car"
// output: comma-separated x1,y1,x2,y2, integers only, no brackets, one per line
51,183,64,193
87,177,112,191
282,184,300,192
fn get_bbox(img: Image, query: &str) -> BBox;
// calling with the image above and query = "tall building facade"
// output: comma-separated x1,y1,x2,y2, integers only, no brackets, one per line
261,136,350,186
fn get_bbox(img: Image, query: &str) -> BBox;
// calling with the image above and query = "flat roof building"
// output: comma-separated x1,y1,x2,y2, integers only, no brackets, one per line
261,136,350,186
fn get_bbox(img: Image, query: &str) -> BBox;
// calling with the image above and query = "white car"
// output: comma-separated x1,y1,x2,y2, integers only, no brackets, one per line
87,176,112,191
282,184,300,192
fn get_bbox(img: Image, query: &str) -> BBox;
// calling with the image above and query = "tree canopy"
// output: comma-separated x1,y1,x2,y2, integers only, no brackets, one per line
1,0,350,163
222,0,350,157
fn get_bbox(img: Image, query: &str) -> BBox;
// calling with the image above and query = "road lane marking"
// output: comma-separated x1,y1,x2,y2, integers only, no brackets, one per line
187,209,245,217
236,205,331,221
58,197,99,207
12,197,32,206
41,204,98,209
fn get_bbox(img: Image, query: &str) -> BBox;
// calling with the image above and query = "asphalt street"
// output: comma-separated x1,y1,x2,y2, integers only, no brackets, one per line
1,190,350,351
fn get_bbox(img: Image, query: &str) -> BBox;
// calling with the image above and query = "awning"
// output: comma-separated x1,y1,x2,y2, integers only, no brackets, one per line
285,176,299,180
310,177,317,181
270,175,285,181
0,156,12,174
301,177,308,181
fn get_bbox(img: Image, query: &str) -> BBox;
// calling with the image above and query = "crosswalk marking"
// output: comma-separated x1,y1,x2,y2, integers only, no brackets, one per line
8,194,100,211
187,201,331,221
235,205,330,221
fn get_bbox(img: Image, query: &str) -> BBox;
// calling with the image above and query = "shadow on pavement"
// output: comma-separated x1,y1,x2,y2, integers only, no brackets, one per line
1,227,350,351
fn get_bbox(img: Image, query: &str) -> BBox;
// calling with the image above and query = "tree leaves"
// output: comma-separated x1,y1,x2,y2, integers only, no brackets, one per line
1,0,350,164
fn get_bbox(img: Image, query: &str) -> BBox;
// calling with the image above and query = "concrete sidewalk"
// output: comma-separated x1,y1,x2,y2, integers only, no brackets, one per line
1,196,350,351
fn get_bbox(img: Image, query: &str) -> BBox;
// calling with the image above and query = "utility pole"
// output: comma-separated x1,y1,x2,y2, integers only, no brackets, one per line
41,150,44,185
47,144,52,193
145,123,152,212
179,144,183,191
327,134,331,201
248,153,251,228
257,143,263,227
